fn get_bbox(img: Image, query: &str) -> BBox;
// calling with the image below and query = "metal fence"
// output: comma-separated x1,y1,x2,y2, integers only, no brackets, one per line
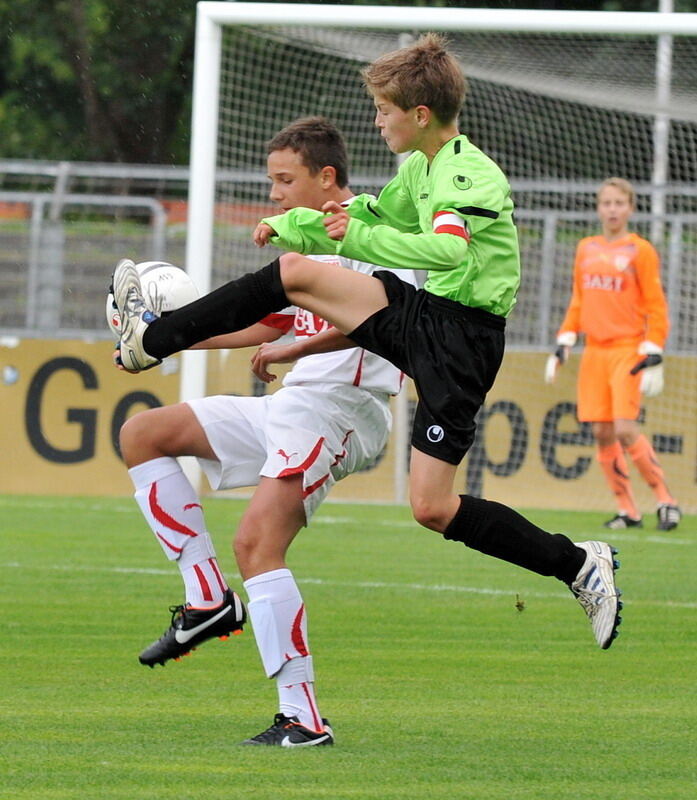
1,160,696,354
0,191,173,336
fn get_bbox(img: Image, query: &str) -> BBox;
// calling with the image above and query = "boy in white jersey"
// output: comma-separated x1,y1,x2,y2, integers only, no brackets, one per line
118,117,413,746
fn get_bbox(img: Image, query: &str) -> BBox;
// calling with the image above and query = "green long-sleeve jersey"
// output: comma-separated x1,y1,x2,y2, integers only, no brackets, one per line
261,134,520,317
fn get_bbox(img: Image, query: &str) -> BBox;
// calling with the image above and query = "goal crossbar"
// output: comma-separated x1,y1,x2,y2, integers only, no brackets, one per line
198,3,697,36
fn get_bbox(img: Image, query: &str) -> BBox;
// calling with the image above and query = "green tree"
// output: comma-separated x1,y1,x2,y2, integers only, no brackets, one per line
0,0,196,162
2,0,697,163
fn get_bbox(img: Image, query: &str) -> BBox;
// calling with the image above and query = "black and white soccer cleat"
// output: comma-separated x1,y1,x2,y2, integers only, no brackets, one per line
603,512,642,530
139,588,246,667
241,714,334,747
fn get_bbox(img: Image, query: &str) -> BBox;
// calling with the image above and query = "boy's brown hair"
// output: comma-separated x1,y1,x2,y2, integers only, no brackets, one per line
266,116,349,188
597,177,636,208
361,33,466,125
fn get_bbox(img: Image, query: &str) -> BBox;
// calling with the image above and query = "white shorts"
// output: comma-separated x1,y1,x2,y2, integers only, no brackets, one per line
187,383,392,521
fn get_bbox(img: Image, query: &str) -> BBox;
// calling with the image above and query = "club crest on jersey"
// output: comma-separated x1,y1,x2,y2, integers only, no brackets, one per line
452,174,473,191
614,254,630,271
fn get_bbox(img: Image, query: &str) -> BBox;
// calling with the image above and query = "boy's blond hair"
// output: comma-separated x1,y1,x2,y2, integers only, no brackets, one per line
361,33,466,125
597,177,636,208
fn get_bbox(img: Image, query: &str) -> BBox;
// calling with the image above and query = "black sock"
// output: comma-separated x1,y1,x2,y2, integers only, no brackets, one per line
443,495,586,585
142,259,288,358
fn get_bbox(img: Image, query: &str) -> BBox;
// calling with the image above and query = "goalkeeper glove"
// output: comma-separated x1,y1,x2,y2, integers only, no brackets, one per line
630,341,664,397
544,331,577,384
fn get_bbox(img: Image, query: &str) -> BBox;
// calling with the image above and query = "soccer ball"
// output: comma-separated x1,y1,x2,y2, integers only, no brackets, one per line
106,261,199,337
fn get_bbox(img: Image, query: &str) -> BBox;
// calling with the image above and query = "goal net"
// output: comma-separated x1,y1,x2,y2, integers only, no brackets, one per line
187,3,697,515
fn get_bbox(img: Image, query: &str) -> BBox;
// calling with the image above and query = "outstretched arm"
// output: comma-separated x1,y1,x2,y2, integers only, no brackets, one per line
113,322,284,371
256,202,468,272
189,322,284,350
251,326,357,383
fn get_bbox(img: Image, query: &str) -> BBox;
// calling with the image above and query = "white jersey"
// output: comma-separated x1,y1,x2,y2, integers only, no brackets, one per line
260,254,416,395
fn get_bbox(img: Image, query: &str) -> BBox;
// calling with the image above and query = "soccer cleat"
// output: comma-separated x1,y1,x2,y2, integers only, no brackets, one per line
657,503,681,531
139,588,246,667
603,512,642,530
571,540,622,650
112,258,161,372
241,714,334,747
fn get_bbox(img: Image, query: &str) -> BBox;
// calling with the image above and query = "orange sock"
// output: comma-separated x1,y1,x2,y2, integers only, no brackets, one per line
597,442,640,519
627,435,676,506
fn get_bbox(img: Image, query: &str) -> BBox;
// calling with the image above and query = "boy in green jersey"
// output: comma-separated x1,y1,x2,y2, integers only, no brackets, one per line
113,35,622,650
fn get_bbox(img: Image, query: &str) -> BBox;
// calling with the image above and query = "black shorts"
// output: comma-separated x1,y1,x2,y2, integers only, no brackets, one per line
348,270,506,464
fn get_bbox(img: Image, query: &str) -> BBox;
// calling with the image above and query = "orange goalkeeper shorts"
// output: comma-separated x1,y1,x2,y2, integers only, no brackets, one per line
576,343,642,422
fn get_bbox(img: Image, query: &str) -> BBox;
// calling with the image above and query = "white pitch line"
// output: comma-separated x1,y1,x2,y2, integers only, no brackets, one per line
313,517,695,545
589,531,694,546
0,499,135,513
3,562,696,609
295,576,697,609
2,501,692,543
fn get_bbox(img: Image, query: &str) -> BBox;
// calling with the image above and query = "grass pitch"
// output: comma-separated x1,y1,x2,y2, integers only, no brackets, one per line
1,495,695,800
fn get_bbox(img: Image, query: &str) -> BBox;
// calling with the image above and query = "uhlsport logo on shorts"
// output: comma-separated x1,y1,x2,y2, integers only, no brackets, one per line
426,425,445,443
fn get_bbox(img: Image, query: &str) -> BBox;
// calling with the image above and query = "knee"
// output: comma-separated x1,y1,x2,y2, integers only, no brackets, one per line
279,252,312,293
616,432,635,450
410,495,451,532
119,412,152,467
120,404,201,468
232,528,254,571
233,511,267,572
615,425,638,450
119,407,178,468
592,422,615,448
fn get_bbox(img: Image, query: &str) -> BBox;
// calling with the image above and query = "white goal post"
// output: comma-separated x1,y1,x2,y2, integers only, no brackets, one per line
185,2,697,302
183,2,697,513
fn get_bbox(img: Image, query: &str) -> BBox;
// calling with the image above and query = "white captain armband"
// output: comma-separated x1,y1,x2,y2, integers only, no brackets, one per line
432,211,470,241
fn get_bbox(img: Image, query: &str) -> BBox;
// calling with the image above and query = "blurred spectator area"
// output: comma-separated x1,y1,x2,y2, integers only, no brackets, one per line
0,160,276,338
1,159,696,356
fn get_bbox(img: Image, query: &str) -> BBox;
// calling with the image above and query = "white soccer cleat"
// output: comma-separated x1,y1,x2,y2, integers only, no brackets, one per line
111,258,162,372
571,540,622,650
106,261,199,337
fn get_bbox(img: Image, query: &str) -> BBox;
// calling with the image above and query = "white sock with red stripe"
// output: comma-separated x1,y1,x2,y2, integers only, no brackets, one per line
243,568,322,731
129,457,227,608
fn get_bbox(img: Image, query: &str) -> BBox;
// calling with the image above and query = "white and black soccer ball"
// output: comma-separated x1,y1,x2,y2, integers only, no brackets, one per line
106,261,199,337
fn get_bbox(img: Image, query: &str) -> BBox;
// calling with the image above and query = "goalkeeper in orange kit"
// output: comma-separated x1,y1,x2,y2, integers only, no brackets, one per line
546,177,681,531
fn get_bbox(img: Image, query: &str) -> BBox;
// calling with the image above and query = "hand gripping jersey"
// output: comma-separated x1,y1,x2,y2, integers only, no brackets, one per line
260,254,415,395
261,135,520,317
558,233,670,347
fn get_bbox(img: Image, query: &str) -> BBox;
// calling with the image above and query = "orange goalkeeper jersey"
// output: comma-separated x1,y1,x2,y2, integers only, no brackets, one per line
558,233,669,347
